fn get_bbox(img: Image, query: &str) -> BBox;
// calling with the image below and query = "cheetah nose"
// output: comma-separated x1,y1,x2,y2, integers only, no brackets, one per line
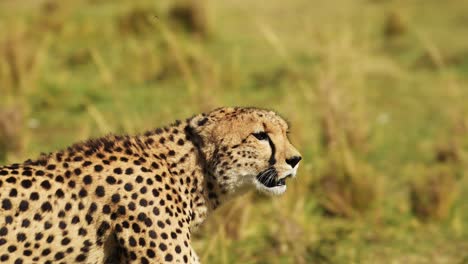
286,156,302,168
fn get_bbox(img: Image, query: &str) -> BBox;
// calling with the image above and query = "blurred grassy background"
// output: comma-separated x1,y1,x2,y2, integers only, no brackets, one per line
1,0,468,263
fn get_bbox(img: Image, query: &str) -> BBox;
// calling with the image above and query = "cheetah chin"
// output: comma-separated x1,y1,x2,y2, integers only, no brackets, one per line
253,167,293,196
254,179,287,195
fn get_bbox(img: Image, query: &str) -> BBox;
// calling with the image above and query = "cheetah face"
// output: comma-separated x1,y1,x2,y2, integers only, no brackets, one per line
188,107,302,196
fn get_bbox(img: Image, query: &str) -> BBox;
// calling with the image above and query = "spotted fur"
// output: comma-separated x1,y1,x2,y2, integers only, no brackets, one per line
0,107,301,264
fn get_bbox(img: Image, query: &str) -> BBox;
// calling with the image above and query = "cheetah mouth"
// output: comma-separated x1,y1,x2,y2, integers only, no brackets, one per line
255,168,291,188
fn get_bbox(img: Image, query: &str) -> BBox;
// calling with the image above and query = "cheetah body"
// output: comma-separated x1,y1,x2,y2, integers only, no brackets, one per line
0,107,301,264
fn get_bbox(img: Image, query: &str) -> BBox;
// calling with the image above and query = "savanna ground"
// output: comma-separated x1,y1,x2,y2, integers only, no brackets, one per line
1,0,468,263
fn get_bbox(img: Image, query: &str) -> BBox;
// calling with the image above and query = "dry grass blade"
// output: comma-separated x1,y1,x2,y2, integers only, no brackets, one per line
168,0,210,37
0,105,25,162
384,10,407,39
316,150,378,218
0,31,40,94
409,164,458,221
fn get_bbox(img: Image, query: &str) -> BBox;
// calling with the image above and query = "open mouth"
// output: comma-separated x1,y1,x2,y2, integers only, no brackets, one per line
256,168,292,188
275,174,292,186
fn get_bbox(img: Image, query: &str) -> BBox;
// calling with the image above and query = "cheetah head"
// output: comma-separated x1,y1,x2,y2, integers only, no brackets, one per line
187,107,301,196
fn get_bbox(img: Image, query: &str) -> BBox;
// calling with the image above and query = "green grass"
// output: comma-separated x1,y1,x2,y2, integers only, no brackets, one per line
1,0,468,263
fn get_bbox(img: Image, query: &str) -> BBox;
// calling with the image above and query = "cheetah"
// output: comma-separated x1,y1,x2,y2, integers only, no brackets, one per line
0,107,302,264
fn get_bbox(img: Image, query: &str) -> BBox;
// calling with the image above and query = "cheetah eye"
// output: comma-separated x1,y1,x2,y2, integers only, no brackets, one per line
252,132,269,141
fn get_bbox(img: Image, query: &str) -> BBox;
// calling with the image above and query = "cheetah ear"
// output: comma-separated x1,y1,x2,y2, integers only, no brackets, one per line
186,114,217,166
190,114,210,129
185,114,212,148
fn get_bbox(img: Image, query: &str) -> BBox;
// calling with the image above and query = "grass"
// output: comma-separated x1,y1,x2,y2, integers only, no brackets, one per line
1,0,468,263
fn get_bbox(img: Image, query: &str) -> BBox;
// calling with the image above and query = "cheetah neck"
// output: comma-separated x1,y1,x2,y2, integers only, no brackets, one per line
139,121,232,230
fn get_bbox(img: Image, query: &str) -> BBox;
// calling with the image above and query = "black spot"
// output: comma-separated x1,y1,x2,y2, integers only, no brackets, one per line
46,236,54,243
42,248,51,256
33,214,42,221
22,219,30,228
20,180,32,188
165,254,173,262
54,252,65,260
132,223,141,233
9,189,17,197
95,186,105,197
19,200,29,211
44,222,52,230
0,227,7,236
137,213,147,222
117,205,126,215
175,245,182,253
111,194,120,203
144,218,153,227
68,180,76,188
153,207,159,216
102,205,111,214
139,237,146,246
94,165,104,172
72,216,80,224
124,183,133,191
61,238,71,245
129,236,137,247
75,254,87,262
41,202,52,212
17,233,26,242
55,176,64,183
159,243,167,251
40,180,51,190
88,203,97,214
6,177,16,183
55,189,65,198
83,175,92,184
147,249,155,258
2,199,11,210
78,228,87,236
79,188,88,198
157,220,165,228
59,221,67,229
106,176,116,184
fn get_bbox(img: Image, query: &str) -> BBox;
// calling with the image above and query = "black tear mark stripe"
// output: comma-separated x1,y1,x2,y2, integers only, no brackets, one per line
267,136,276,165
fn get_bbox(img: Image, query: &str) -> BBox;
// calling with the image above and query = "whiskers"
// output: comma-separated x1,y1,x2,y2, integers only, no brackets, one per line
256,167,278,188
